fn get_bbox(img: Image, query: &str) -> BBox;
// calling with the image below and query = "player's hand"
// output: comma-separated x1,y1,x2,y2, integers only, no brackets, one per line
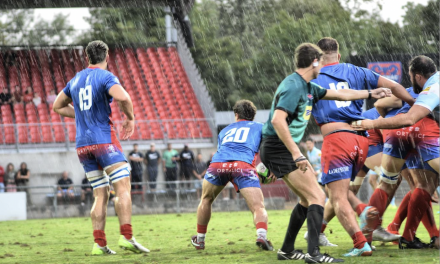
121,119,135,140
351,119,374,130
267,172,277,184
371,88,392,99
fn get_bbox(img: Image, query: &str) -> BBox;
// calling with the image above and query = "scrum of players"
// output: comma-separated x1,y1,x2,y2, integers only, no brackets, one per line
54,39,438,263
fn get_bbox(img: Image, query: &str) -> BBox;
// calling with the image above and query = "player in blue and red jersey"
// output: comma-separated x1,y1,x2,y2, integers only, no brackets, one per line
311,37,414,257
191,100,275,251
53,40,149,255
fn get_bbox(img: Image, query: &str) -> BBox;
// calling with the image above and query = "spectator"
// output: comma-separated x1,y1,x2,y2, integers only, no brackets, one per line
16,162,31,205
12,85,22,103
0,87,12,105
46,89,57,104
305,138,322,183
192,153,206,198
129,143,144,190
81,175,92,206
57,171,74,199
23,87,33,103
32,93,41,107
145,143,161,192
4,163,16,192
162,143,179,189
179,144,195,188
0,165,4,193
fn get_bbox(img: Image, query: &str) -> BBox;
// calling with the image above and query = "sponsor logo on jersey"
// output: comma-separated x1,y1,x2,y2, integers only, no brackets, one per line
328,166,349,175
303,106,313,121
367,61,402,83
307,94,313,100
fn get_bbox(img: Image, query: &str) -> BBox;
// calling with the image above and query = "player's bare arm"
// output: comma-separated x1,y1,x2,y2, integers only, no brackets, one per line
52,91,75,118
352,104,431,130
323,87,392,101
271,109,314,173
374,95,403,117
377,76,415,105
108,84,134,140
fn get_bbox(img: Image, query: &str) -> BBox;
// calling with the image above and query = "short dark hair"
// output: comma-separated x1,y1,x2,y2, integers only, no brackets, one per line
409,55,437,79
133,143,138,147
86,40,109,64
305,137,314,143
317,37,339,54
233,100,257,121
294,43,323,68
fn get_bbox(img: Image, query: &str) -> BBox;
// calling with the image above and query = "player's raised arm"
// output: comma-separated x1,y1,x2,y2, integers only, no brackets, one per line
322,87,392,101
109,84,134,140
376,76,415,106
53,91,75,118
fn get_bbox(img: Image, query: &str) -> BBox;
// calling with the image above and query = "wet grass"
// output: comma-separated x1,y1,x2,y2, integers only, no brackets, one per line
0,207,438,263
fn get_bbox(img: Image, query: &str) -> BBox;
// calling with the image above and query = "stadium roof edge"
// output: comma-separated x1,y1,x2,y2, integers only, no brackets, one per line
0,0,194,12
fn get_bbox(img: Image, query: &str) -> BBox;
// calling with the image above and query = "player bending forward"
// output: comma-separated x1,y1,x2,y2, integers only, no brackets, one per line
53,40,149,255
191,100,275,251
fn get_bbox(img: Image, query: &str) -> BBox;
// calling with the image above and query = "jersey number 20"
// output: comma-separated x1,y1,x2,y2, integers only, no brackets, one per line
79,85,92,111
329,82,351,108
222,127,250,144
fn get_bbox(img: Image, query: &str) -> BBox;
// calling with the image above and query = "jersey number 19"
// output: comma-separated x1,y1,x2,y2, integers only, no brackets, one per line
329,82,351,108
79,85,92,111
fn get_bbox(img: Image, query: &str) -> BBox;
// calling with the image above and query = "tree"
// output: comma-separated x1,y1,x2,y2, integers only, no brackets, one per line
0,10,75,45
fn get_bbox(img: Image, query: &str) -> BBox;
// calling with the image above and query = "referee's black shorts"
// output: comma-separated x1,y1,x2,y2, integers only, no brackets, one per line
260,136,298,179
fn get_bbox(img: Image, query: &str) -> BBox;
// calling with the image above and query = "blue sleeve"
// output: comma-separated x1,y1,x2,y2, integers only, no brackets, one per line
356,67,380,90
415,83,439,111
63,81,72,98
102,71,121,95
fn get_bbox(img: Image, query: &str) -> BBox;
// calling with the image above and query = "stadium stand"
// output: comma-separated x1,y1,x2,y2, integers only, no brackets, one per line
0,46,212,145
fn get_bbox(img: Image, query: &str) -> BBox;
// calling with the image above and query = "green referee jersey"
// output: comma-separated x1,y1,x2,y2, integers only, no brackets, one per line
262,72,327,143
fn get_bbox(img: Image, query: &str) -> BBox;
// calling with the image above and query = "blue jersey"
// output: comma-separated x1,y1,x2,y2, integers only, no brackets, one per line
212,120,263,165
415,72,439,112
362,108,380,120
311,63,380,124
63,67,121,148
385,87,418,118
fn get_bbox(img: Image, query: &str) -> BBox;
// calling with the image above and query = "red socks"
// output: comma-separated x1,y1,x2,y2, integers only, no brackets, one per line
368,189,388,225
93,230,107,247
197,224,207,234
388,191,411,232
120,224,133,240
402,188,431,241
256,222,267,230
355,203,367,216
351,231,367,249
421,201,439,238
321,223,327,233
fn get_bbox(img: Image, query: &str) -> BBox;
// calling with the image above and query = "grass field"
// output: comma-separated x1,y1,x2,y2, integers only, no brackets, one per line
0,207,438,264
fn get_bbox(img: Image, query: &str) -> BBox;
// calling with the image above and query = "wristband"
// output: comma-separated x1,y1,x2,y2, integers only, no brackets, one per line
294,156,307,163
368,90,372,100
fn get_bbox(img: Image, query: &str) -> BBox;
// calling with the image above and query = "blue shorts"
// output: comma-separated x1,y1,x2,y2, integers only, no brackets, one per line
58,189,74,194
405,152,437,173
77,143,127,173
204,161,260,192
367,143,383,158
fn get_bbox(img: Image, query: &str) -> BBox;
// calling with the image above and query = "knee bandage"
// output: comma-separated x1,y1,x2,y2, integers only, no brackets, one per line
350,176,365,186
380,166,399,184
87,170,109,189
108,163,131,183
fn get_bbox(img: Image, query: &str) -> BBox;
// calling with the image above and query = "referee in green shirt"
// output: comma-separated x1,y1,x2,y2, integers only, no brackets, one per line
260,43,390,263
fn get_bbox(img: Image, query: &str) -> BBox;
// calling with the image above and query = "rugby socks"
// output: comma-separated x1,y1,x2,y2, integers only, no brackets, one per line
197,224,207,242
120,224,133,240
355,203,367,216
388,191,411,232
351,231,367,249
306,204,324,254
368,189,388,225
321,220,328,233
280,203,307,253
256,222,268,239
93,230,107,247
421,202,439,238
403,188,431,241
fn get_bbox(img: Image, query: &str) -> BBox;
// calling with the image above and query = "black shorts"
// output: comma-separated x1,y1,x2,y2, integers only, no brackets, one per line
260,136,298,178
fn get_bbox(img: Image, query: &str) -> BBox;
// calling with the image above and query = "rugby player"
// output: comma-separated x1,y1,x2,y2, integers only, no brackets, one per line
353,56,439,248
53,40,149,255
260,42,391,263
191,100,275,251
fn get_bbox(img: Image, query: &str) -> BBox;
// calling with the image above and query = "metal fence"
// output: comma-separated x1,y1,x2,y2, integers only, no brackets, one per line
0,176,416,220
0,118,216,152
